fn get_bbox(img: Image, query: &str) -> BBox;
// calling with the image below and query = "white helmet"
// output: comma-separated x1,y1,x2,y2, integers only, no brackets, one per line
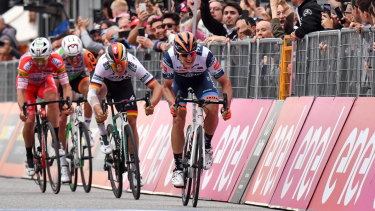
61,35,83,56
29,37,52,58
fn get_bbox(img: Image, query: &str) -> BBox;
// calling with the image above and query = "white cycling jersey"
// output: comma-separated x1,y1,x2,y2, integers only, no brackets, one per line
161,44,224,80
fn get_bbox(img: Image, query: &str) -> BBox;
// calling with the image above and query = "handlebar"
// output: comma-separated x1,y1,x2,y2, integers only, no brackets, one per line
22,97,71,118
102,91,151,114
173,88,228,117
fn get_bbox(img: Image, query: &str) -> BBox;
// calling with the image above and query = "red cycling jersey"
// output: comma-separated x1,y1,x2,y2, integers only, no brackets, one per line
16,52,69,89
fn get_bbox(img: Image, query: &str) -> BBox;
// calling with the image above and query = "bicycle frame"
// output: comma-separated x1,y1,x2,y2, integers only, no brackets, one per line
108,106,130,164
66,100,84,166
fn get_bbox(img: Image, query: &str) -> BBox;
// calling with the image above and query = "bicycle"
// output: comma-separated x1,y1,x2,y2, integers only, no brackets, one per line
65,96,93,193
22,99,70,194
174,88,228,207
102,92,150,200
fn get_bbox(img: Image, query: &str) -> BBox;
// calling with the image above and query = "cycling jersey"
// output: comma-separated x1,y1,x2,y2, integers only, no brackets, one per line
161,44,225,80
55,48,97,80
89,52,156,89
17,52,69,89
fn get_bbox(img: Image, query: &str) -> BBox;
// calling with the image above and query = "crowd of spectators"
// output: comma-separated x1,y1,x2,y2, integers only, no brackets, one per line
0,0,374,62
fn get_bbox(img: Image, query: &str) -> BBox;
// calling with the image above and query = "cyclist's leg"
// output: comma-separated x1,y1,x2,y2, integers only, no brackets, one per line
170,77,188,187
93,82,110,153
23,87,37,175
77,74,92,128
54,79,67,148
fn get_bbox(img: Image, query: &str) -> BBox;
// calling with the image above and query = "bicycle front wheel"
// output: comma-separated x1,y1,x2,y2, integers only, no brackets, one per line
44,121,61,194
66,124,78,192
191,125,203,207
106,124,123,198
182,125,193,206
78,122,92,193
124,124,141,200
34,126,46,193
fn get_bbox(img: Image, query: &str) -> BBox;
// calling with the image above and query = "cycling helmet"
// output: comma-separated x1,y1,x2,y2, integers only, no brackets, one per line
174,32,197,54
61,35,83,56
29,37,52,58
105,42,128,65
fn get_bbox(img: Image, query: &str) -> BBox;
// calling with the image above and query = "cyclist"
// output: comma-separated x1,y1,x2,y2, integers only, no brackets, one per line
54,35,97,149
87,42,162,183
17,37,73,182
161,32,232,188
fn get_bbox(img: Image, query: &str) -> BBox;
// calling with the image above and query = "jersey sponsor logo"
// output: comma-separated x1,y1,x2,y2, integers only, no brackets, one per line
161,63,168,72
163,56,173,68
303,9,312,16
213,60,220,70
92,74,104,82
128,61,137,72
51,58,63,67
103,62,111,70
23,61,32,71
140,72,151,83
208,57,216,67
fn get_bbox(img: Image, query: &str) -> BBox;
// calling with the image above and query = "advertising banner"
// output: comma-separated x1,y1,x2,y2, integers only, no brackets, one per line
309,98,375,211
243,97,314,205
271,97,354,209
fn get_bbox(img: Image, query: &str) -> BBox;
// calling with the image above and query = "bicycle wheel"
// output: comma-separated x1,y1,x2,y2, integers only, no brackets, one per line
124,124,141,200
182,125,193,206
191,125,203,207
65,122,78,192
106,124,123,198
78,122,92,193
45,121,61,194
33,126,46,193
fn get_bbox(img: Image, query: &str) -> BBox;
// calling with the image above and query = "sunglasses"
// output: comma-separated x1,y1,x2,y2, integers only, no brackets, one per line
178,51,197,58
109,60,128,69
161,23,175,28
32,57,48,63
67,55,81,60
210,7,221,11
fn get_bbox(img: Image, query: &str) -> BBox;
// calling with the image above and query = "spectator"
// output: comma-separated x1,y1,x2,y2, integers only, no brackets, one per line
201,0,242,40
0,16,18,50
270,0,294,38
236,17,256,40
118,16,132,31
358,0,373,26
240,0,264,18
253,20,274,41
290,0,324,41
210,0,224,22
77,17,105,56
103,0,115,20
154,12,180,52
111,0,130,22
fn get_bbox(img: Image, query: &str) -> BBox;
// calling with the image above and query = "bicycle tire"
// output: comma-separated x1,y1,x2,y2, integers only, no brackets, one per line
106,124,123,198
124,124,141,200
66,124,78,192
191,125,203,207
33,126,46,193
182,125,193,206
78,122,92,193
45,121,61,194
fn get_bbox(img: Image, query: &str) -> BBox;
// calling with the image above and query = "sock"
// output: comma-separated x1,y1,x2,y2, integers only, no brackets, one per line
60,155,68,166
205,134,213,149
174,153,183,170
98,123,106,136
26,146,33,159
84,117,91,128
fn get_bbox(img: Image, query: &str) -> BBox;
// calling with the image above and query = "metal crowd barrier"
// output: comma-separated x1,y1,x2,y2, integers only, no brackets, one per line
0,29,373,102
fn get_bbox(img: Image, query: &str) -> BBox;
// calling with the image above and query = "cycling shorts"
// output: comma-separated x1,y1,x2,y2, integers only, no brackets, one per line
104,78,138,116
58,71,89,97
173,71,219,105
25,75,57,117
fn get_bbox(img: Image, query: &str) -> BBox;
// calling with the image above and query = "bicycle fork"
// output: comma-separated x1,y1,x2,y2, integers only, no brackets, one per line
188,103,205,178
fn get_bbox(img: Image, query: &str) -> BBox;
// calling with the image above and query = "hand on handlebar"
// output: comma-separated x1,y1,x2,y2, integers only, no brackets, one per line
221,107,232,121
62,104,74,116
19,112,27,121
144,104,154,116
95,111,108,123
170,104,186,117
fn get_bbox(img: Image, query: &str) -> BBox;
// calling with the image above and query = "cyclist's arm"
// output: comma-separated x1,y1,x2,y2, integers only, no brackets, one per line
61,83,73,103
162,78,175,105
216,74,232,107
146,80,163,107
17,88,26,110
16,61,29,110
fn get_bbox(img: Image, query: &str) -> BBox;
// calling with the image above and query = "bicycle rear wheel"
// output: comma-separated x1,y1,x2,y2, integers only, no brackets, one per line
78,122,92,193
182,125,193,206
45,121,61,194
124,124,141,200
191,126,203,207
33,126,46,193
66,124,78,192
106,124,123,198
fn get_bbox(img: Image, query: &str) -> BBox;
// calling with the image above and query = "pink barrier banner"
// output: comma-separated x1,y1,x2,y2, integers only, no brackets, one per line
243,97,314,205
270,97,354,210
309,98,375,211
153,152,181,196
199,99,273,201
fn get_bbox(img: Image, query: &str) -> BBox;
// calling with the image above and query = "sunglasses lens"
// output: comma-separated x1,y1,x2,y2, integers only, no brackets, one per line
180,51,196,57
33,57,48,63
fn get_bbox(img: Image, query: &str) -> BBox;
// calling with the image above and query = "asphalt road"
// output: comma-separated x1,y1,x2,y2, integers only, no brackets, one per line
0,177,274,211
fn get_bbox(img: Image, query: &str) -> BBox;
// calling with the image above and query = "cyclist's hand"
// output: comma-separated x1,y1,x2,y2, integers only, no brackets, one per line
221,107,232,121
144,104,154,116
170,104,177,116
62,105,74,116
95,111,108,123
19,112,27,121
